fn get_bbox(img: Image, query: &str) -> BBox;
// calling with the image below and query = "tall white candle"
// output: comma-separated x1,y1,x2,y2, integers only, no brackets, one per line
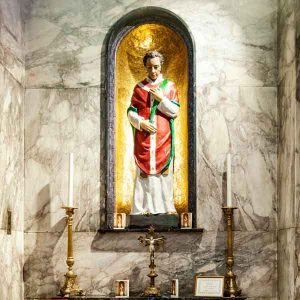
68,153,74,207
226,152,232,207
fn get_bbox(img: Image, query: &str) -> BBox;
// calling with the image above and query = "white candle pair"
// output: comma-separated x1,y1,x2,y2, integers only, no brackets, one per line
68,152,231,207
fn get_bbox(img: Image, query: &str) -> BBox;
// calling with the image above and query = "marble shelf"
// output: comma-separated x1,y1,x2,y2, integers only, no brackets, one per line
67,297,247,300
42,296,247,299
98,228,204,233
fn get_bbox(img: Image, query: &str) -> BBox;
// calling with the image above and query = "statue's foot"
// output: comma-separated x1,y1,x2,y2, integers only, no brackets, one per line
167,211,178,215
142,211,152,216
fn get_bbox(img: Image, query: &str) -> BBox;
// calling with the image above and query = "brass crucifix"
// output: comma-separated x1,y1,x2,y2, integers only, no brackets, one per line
138,225,165,296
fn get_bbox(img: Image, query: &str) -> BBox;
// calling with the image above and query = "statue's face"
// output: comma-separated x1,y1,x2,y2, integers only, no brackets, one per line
145,57,162,81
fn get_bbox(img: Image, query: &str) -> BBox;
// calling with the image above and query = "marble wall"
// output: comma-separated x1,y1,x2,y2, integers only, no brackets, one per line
0,0,24,299
23,0,278,299
277,0,299,300
295,0,300,299
0,0,24,84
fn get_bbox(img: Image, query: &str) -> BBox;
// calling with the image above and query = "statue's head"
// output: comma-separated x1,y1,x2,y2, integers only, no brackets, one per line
143,50,164,81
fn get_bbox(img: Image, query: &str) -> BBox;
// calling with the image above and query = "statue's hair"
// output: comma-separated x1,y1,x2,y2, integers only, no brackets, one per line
143,50,164,66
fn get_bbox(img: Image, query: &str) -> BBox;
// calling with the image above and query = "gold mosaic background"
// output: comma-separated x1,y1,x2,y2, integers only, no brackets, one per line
115,23,188,214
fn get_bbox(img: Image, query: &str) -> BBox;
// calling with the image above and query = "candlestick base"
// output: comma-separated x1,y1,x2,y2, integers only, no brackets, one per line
143,285,161,297
224,270,242,297
59,271,85,296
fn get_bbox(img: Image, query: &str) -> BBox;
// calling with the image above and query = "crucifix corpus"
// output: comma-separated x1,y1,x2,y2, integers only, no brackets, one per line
138,225,165,296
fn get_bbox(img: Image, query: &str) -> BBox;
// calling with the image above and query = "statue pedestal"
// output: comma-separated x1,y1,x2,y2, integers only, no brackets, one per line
129,214,179,229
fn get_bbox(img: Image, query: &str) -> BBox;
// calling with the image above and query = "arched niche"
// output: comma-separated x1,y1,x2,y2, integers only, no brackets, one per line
103,7,196,229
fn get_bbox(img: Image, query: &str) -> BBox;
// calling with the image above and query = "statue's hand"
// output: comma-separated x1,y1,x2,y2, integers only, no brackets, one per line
149,88,164,102
140,120,157,133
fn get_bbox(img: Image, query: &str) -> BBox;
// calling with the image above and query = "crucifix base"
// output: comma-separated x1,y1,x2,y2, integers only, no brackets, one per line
143,285,160,297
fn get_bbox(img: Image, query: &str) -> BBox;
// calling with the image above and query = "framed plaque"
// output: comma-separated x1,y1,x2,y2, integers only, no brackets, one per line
194,275,224,297
114,213,126,229
115,280,129,298
180,212,192,229
170,278,179,298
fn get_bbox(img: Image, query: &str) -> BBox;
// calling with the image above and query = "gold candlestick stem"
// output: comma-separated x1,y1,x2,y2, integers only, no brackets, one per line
59,207,84,296
222,207,241,297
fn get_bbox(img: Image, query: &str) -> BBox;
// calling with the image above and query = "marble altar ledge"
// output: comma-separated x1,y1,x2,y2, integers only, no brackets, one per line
99,228,204,233
32,297,247,299
68,297,247,300
35,296,246,300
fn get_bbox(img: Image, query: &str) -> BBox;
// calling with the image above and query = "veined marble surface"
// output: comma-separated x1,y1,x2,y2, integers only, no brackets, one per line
24,88,100,232
296,229,300,299
277,0,297,230
297,0,300,103
24,0,276,88
0,0,24,84
295,2,300,299
0,229,24,300
297,2,300,229
0,3,24,296
278,228,296,300
151,0,277,87
24,0,151,88
24,230,276,299
277,1,297,300
0,63,24,232
0,1,24,300
197,86,277,231
297,100,300,228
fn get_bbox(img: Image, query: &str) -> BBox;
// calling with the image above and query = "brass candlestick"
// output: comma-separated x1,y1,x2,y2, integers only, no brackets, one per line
138,225,165,296
222,207,241,297
59,206,84,297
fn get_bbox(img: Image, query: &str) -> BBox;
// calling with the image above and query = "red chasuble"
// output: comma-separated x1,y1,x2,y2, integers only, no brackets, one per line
128,77,180,175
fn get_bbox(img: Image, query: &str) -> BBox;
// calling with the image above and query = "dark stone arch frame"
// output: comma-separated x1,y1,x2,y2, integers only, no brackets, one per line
102,7,196,229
